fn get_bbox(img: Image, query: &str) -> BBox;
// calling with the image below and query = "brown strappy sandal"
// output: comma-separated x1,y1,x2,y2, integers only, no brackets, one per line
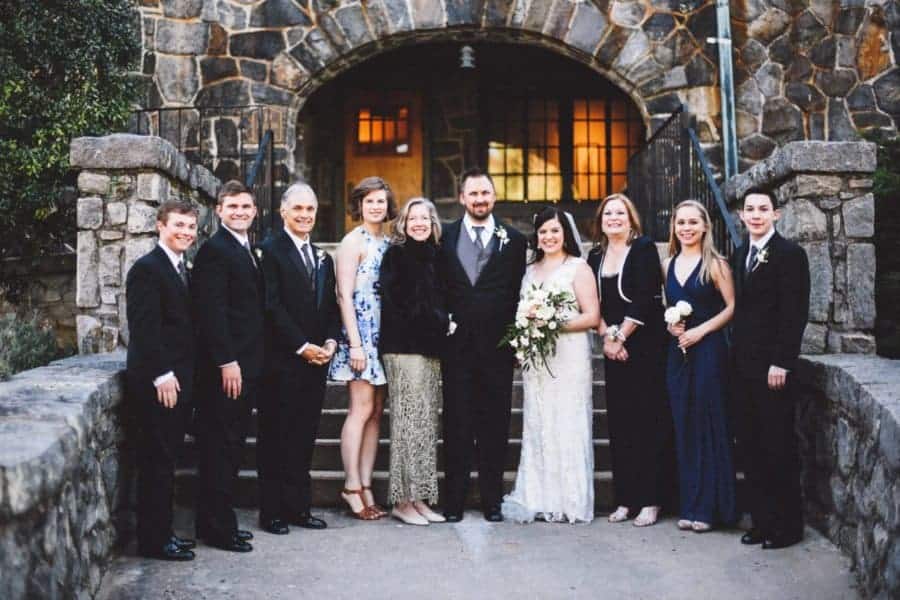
340,488,380,521
362,485,388,518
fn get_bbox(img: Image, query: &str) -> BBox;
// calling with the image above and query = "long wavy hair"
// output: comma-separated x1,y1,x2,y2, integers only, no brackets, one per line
591,193,642,251
667,199,725,285
390,197,442,245
530,206,581,264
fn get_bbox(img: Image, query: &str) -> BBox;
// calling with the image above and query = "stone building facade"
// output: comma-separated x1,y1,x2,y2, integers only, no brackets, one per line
133,0,900,238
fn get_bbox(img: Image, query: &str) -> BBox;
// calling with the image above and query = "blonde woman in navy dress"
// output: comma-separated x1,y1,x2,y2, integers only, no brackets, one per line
331,177,397,519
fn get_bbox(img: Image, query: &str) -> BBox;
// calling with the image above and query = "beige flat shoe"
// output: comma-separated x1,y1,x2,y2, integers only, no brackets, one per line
414,502,446,523
633,506,660,527
691,521,712,533
608,506,630,523
392,507,429,526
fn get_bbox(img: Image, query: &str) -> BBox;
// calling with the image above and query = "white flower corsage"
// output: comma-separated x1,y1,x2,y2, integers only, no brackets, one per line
495,226,509,250
754,247,770,268
254,248,263,260
185,260,193,270
316,248,326,263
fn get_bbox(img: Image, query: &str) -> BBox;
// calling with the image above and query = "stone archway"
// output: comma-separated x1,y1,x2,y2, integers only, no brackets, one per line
235,0,723,177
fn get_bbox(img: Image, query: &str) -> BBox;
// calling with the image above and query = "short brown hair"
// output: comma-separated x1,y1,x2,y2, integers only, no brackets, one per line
458,167,495,195
743,187,775,208
592,193,643,250
157,199,199,224
348,176,397,222
217,179,254,205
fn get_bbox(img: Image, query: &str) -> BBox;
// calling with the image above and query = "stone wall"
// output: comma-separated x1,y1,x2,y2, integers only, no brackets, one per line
0,254,77,349
725,140,878,353
69,134,220,354
796,354,900,598
0,351,130,599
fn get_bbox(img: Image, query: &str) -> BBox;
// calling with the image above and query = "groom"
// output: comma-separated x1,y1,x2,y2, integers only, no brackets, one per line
731,189,810,550
440,167,526,522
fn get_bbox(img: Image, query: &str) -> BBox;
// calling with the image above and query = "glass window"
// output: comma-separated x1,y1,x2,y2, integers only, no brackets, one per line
356,105,410,155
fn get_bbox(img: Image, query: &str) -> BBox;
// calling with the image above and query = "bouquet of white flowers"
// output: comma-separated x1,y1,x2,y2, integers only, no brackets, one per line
500,282,578,373
664,300,694,357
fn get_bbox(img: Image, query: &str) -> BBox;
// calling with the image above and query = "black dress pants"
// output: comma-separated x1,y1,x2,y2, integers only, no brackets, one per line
441,348,514,513
195,376,255,543
732,374,803,538
133,376,190,553
257,365,326,520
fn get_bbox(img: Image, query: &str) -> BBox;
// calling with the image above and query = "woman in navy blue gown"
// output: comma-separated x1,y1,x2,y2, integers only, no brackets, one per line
664,200,737,532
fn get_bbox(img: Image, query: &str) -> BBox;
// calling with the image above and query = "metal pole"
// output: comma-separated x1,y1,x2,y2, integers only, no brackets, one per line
711,0,738,179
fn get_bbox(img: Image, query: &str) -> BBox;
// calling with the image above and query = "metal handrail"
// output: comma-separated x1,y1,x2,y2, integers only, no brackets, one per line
686,127,740,249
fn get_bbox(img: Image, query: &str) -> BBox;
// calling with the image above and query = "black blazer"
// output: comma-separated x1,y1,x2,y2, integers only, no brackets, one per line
258,230,340,372
191,227,266,379
730,231,810,378
379,241,449,358
439,219,527,356
587,235,665,335
125,245,194,387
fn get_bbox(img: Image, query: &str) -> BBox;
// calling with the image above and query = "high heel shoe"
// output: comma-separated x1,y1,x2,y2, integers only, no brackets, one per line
362,485,387,518
340,488,380,521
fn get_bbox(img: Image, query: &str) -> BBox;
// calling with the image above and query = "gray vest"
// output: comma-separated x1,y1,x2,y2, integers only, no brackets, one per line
457,225,494,285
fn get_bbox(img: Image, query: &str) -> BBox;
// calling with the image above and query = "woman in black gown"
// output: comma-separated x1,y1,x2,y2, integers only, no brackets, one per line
587,193,669,527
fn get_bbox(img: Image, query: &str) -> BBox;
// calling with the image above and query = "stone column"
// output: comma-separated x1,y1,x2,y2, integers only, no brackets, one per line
69,134,220,354
725,141,878,354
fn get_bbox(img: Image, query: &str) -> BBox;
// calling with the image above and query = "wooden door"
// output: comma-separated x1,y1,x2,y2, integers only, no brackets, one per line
343,91,423,232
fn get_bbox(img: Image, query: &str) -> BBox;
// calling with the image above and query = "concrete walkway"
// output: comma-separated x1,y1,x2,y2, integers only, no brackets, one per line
98,509,857,600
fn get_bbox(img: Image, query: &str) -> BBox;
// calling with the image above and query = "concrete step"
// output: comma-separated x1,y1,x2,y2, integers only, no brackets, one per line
179,434,613,472
174,468,617,510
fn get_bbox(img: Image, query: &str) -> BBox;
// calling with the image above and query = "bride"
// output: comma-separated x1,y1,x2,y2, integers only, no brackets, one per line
502,207,600,523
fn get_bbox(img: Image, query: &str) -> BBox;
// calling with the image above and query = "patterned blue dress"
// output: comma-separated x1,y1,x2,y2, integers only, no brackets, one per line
329,226,388,385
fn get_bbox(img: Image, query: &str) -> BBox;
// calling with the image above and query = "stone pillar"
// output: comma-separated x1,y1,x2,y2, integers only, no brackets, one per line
725,141,878,354
69,134,220,354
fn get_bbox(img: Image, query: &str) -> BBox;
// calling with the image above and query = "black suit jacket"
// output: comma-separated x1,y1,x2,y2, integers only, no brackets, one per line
439,218,527,356
259,231,340,372
192,227,266,379
125,245,194,390
730,231,810,378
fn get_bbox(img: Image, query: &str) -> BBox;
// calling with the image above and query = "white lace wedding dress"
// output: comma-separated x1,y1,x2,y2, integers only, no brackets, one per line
502,257,595,523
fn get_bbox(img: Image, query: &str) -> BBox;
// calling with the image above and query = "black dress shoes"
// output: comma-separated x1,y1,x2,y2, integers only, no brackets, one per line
740,529,766,545
762,532,802,550
444,512,463,523
290,513,327,529
236,529,254,541
484,507,504,522
208,535,253,553
142,541,195,561
170,535,196,550
260,518,289,535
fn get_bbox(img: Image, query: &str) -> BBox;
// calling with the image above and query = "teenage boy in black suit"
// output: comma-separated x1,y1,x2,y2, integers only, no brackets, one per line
439,168,527,522
192,180,265,552
256,182,340,535
731,190,810,550
126,199,199,561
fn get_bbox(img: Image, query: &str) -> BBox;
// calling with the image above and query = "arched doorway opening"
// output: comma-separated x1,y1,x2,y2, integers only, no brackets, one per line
296,42,646,241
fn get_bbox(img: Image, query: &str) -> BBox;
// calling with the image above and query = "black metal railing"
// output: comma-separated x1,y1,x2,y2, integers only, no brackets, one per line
130,105,279,241
626,105,739,257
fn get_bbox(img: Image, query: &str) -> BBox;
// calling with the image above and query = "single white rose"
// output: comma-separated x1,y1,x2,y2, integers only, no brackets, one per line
548,321,558,330
509,338,518,348
664,306,683,325
676,300,693,317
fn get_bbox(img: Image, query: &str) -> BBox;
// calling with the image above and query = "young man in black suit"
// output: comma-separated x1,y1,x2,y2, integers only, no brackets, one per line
256,183,340,535
731,190,810,550
192,180,265,552
126,199,199,561
439,167,527,522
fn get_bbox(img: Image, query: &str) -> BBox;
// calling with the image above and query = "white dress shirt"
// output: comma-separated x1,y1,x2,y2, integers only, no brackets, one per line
463,213,495,248
153,241,184,388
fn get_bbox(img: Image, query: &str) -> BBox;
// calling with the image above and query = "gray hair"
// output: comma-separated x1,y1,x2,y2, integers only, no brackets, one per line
281,182,317,207
391,197,442,245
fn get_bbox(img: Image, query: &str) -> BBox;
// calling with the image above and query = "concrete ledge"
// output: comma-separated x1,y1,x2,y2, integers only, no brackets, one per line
797,354,900,598
0,351,130,599
70,134,220,200
725,142,877,205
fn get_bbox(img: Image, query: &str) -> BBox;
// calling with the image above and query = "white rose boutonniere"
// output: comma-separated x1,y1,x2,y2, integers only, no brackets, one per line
185,260,193,271
316,248,326,263
755,247,769,266
254,248,263,261
496,226,509,251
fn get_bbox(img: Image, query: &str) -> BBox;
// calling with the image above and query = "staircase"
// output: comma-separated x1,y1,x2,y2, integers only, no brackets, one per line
174,353,617,509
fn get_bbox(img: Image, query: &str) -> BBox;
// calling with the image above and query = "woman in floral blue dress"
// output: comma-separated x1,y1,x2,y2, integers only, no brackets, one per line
330,177,396,519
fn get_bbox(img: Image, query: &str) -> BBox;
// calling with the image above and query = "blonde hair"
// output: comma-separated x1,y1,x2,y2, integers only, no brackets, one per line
390,197,442,245
592,193,642,251
667,199,725,285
